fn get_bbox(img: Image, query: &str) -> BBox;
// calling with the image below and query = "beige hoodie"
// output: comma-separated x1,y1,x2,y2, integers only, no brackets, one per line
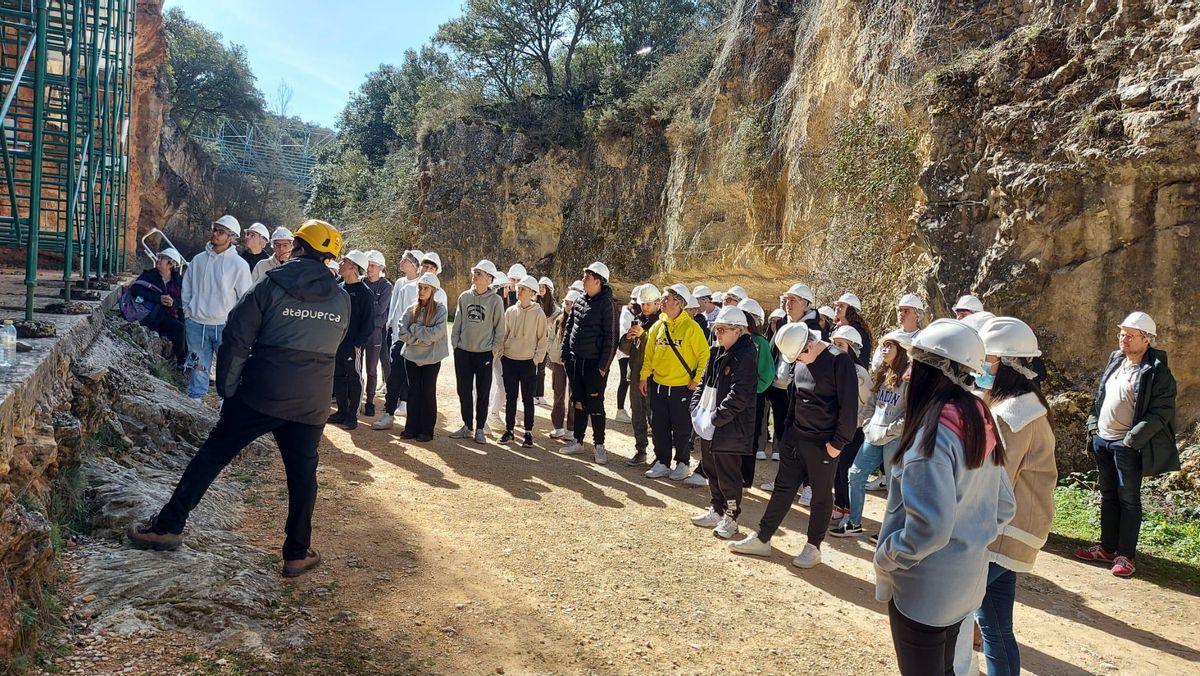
502,302,549,362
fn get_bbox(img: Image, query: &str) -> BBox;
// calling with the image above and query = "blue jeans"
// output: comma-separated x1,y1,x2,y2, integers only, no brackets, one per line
185,319,224,399
847,438,899,526
1093,435,1143,558
976,562,1019,676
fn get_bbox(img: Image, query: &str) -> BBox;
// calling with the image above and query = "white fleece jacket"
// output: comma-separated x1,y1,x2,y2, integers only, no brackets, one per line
182,243,252,325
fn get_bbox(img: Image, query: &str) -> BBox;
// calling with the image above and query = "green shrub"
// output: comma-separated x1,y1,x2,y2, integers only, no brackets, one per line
721,107,768,183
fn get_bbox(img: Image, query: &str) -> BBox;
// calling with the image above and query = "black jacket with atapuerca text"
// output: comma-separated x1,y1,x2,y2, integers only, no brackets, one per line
216,256,351,424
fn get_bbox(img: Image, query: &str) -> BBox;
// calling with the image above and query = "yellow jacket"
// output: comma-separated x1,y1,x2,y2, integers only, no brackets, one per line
640,311,709,387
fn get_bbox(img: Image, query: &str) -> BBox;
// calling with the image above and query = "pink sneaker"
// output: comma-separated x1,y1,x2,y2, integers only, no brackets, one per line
1110,556,1136,577
1074,544,1116,563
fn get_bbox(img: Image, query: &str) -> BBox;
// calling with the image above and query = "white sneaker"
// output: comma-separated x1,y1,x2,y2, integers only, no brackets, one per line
371,414,394,430
614,409,632,423
560,441,585,455
487,413,505,432
729,532,771,556
690,507,720,528
798,485,813,506
770,452,780,461
449,425,471,439
755,450,767,460
682,473,707,487
594,444,608,465
645,462,671,479
759,480,775,492
866,475,887,492
534,397,549,407
396,402,407,417
713,514,739,539
669,463,690,481
791,542,822,569
549,428,567,439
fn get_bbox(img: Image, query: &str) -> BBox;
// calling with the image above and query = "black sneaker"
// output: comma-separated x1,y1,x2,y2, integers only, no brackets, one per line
125,517,183,551
326,412,345,425
363,403,376,417
521,432,533,448
499,431,514,443
415,434,433,442
869,532,879,544
342,417,358,431
625,452,647,467
830,523,864,538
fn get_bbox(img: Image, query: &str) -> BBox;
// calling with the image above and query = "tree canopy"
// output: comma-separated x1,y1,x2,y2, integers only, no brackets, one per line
162,7,265,135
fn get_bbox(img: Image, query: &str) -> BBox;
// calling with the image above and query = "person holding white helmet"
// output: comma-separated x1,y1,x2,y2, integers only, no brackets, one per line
834,292,874,365
329,250,377,430
873,319,1015,675
1077,311,1178,578
375,249,424,430
639,283,709,479
547,290,581,439
827,325,872,528
782,282,822,333
872,292,925,370
534,277,559,407
729,321,859,569
181,214,253,399
693,285,718,326
395,272,449,442
498,276,549,448
240,222,272,270
131,248,187,366
359,250,393,418
613,287,641,424
952,294,985,319
252,227,295,283
448,260,505,444
560,262,620,464
688,306,759,539
618,284,662,466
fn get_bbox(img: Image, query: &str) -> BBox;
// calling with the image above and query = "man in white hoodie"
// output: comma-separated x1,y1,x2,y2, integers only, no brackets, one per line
182,214,253,399
373,249,422,429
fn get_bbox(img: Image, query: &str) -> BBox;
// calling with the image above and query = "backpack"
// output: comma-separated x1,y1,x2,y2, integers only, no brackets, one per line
118,280,162,323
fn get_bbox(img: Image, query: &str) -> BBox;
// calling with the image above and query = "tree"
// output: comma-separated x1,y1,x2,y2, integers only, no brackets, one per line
385,47,456,147
162,7,265,135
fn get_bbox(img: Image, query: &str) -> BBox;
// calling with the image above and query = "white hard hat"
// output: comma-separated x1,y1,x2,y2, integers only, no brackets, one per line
570,279,584,292
897,293,926,311
953,294,984,314
692,285,713,299
366,250,386,268
517,275,540,292
212,214,241,237
416,271,441,290
326,259,339,273
421,251,442,271
711,291,726,304
737,298,765,323
344,249,369,271
665,283,696,308
565,290,583,303
836,292,862,310
957,311,996,333
538,276,554,290
635,284,663,303
584,261,611,282
507,263,528,280
979,317,1041,358
769,308,786,319
471,259,500,281
818,305,836,320
911,318,986,373
714,306,748,327
1118,311,1157,337
784,282,815,303
880,329,915,351
405,249,425,265
832,325,864,349
270,227,294,242
158,248,184,267
725,285,748,301
773,323,811,363
246,222,270,240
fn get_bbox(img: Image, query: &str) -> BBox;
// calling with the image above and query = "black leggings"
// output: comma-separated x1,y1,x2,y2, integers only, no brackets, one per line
889,600,960,675
617,357,630,410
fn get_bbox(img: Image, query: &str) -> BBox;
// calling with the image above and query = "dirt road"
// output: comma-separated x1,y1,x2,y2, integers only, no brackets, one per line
232,367,1200,675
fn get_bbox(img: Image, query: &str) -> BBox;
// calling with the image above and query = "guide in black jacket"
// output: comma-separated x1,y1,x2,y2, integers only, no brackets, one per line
126,220,350,578
560,262,619,460
331,252,377,429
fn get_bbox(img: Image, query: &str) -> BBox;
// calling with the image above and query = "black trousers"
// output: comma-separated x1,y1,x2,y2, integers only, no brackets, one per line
383,341,409,415
403,359,441,437
535,356,548,398
155,395,322,560
694,444,755,486
766,386,789,452
834,428,865,510
333,342,361,419
502,356,537,433
699,438,746,519
454,348,493,430
757,428,839,546
889,600,960,676
648,380,692,467
617,356,630,410
568,358,608,444
142,309,187,365
753,392,767,453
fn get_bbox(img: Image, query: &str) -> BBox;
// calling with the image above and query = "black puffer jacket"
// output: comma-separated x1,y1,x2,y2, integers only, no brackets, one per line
565,284,619,367
216,256,351,424
1087,348,1179,476
691,333,758,455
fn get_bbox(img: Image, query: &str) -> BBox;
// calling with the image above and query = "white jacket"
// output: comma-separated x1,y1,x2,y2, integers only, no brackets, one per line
182,243,252,325
387,276,446,346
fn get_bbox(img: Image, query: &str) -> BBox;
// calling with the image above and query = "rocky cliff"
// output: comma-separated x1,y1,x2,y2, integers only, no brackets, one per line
413,0,1198,470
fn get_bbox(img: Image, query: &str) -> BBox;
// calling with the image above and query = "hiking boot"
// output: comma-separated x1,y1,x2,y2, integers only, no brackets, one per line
474,429,487,445
729,532,771,556
626,452,647,467
363,403,376,417
792,543,822,569
449,425,472,439
522,432,534,449
371,414,394,430
1074,544,1116,564
282,549,322,577
126,517,183,551
1111,556,1136,577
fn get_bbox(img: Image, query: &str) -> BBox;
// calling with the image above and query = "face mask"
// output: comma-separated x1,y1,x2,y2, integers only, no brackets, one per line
974,361,996,390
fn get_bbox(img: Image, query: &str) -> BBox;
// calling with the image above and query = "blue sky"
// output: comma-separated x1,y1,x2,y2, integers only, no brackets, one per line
163,0,462,128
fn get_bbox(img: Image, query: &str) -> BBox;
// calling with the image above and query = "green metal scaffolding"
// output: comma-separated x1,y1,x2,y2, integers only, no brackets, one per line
1,0,136,319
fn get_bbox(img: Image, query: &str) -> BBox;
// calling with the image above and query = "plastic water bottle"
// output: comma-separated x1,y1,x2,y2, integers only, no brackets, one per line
0,320,15,367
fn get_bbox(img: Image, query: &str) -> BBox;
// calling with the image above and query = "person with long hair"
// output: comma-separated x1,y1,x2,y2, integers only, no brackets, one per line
832,330,911,538
835,292,874,365
534,277,558,407
396,272,449,442
828,325,871,528
875,319,1014,675
972,317,1057,676
547,291,580,439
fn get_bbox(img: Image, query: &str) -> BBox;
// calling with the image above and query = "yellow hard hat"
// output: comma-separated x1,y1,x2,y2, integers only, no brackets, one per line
294,219,343,258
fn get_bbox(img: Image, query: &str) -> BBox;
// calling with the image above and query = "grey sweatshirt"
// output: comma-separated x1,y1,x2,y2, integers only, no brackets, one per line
502,302,549,362
451,287,505,353
397,301,449,365
864,380,908,445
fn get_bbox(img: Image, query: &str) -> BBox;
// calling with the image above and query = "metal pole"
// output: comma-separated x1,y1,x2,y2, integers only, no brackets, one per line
63,0,82,300
25,0,50,321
